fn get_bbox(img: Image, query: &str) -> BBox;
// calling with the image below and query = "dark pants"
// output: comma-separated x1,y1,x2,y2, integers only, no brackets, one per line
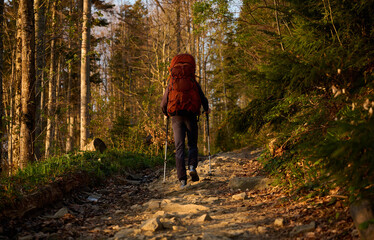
172,115,198,181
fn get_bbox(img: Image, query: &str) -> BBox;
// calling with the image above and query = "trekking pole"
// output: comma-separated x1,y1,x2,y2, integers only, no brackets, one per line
163,116,169,182
206,112,212,175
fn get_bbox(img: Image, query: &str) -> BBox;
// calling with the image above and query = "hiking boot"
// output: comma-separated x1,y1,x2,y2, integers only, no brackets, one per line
189,166,199,182
180,180,187,188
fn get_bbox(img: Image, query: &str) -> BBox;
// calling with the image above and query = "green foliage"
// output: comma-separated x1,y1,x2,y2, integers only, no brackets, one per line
223,0,374,201
0,150,164,210
110,114,131,148
317,113,374,199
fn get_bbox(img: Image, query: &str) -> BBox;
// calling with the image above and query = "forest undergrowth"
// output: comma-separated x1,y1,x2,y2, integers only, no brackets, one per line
0,150,166,213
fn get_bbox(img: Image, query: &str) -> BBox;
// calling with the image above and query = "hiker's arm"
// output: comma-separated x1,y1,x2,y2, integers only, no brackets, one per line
161,87,169,116
197,83,209,112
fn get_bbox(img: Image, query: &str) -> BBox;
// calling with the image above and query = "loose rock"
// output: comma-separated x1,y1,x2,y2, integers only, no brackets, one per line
52,207,69,218
172,226,187,231
113,229,134,239
162,203,209,213
197,213,213,222
274,218,284,227
350,198,374,240
232,192,247,201
290,221,316,237
229,176,272,191
140,217,163,232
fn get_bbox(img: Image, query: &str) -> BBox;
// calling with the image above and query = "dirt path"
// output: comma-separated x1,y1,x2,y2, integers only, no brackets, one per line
4,148,357,239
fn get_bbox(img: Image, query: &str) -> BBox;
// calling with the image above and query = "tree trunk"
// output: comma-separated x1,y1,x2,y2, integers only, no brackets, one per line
45,1,57,159
54,55,61,149
66,2,74,152
0,0,4,168
19,0,36,169
34,0,46,160
11,6,23,172
80,0,91,150
176,0,181,53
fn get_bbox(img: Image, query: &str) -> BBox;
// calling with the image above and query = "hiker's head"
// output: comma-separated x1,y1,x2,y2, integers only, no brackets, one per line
169,54,196,71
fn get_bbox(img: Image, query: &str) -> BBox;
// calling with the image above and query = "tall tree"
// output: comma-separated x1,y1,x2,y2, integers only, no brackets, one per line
10,5,23,171
19,0,36,168
66,0,74,153
45,0,57,158
80,0,91,149
0,0,4,166
34,0,46,159
176,0,181,53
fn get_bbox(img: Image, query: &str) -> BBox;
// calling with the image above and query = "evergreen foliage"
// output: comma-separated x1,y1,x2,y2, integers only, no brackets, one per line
217,0,374,200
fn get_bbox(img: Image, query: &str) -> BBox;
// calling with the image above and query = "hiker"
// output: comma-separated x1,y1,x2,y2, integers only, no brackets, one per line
161,53,210,187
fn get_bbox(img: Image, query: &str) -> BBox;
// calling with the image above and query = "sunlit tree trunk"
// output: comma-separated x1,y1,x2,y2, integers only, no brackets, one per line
7,49,16,174
80,0,91,149
45,1,57,159
11,6,23,171
19,0,36,169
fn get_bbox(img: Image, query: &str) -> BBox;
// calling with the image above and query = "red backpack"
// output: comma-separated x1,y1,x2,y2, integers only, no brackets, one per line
167,54,201,116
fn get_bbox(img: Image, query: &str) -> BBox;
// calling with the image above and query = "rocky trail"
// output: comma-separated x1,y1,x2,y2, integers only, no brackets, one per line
2,148,357,239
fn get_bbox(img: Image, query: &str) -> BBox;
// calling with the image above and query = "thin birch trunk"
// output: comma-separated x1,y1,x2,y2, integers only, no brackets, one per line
45,1,57,158
80,0,91,149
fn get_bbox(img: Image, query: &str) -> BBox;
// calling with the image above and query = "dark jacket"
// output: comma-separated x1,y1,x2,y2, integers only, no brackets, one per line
161,81,209,116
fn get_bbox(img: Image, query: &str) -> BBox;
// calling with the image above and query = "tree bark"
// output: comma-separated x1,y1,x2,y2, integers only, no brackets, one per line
0,0,4,167
176,0,181,53
66,1,74,152
80,0,91,149
45,0,57,159
10,6,23,172
34,0,46,160
19,0,36,169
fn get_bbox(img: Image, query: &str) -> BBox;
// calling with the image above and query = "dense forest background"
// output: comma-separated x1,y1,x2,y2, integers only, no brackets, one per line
0,0,373,202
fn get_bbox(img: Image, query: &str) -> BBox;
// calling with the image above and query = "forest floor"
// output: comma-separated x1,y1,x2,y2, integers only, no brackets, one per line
2,148,358,240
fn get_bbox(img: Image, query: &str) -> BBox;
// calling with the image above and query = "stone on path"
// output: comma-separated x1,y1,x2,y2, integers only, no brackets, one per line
144,199,161,211
115,210,125,215
257,226,267,234
350,198,374,240
229,176,272,191
274,218,284,227
161,216,181,229
232,192,247,201
289,221,316,237
141,217,163,232
202,232,231,240
153,210,166,217
172,226,187,231
52,207,69,218
197,213,213,222
162,203,209,214
113,229,134,239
